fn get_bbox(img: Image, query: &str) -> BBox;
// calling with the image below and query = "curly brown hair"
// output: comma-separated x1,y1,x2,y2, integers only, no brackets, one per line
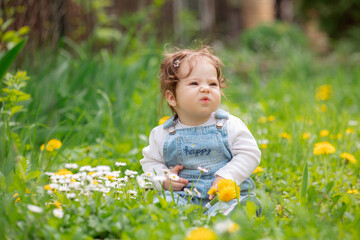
160,46,228,113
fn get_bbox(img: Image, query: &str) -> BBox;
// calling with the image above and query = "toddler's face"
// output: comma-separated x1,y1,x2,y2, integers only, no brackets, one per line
166,57,221,125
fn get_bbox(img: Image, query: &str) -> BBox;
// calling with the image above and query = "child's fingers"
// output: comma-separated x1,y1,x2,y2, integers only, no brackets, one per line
170,165,184,174
209,194,214,200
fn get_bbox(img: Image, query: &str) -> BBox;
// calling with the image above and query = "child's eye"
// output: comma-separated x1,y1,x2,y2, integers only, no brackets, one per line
190,82,198,85
210,82,218,86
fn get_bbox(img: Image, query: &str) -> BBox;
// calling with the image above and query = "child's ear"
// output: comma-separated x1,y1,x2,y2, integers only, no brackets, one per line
165,90,177,107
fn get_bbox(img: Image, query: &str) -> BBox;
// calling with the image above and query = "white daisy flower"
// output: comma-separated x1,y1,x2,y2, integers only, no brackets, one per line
184,188,193,196
193,188,201,197
197,166,208,173
115,162,126,167
96,165,111,172
53,208,64,219
169,174,179,181
161,169,170,175
79,165,93,172
27,204,43,213
65,163,78,169
66,193,76,199
125,170,138,176
136,176,146,188
152,175,166,183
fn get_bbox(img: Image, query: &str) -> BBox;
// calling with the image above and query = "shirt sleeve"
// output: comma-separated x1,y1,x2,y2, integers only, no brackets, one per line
140,126,168,177
215,115,261,185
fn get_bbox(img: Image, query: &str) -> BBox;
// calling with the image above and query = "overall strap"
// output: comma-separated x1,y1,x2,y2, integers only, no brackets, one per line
215,109,229,129
163,115,178,135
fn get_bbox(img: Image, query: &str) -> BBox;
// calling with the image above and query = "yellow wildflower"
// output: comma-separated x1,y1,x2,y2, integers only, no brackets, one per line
340,152,357,164
227,222,240,233
320,130,329,137
106,175,116,181
337,133,342,139
93,180,99,185
253,166,263,174
88,171,96,176
186,227,217,240
44,184,52,190
313,142,336,155
159,116,170,125
316,84,332,101
302,132,311,140
280,132,291,140
217,179,240,202
258,116,267,123
54,169,73,176
345,128,355,134
268,115,275,122
40,139,62,151
13,193,20,203
347,189,359,194
260,143,267,149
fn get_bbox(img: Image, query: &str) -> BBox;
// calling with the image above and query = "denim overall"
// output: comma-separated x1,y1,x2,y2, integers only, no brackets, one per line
155,109,261,216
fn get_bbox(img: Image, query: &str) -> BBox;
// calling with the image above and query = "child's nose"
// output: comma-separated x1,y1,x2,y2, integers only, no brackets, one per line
200,85,210,93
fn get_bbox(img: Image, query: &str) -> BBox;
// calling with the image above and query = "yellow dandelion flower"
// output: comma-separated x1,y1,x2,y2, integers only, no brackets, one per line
337,133,342,139
345,128,355,134
40,139,62,151
53,201,62,209
217,179,240,202
48,139,62,149
347,189,359,194
93,180,99,185
218,186,238,202
320,130,329,137
280,132,291,139
25,188,31,194
106,175,116,181
260,143,267,149
228,222,240,233
316,84,332,101
13,193,20,203
313,142,336,155
253,166,263,174
44,184,52,190
340,152,357,164
159,116,170,125
302,132,311,140
258,116,267,123
71,178,76,182
88,171,96,176
186,227,217,240
268,115,275,122
54,169,73,176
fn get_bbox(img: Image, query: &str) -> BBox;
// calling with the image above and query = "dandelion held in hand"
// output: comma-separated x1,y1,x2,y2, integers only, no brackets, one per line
207,179,240,202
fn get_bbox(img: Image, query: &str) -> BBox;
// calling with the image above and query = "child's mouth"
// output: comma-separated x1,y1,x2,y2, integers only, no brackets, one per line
201,97,210,103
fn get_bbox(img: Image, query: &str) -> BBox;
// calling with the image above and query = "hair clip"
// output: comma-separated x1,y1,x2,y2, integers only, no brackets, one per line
173,59,180,68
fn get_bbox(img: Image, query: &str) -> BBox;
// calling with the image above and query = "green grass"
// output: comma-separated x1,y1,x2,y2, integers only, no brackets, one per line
1,30,360,239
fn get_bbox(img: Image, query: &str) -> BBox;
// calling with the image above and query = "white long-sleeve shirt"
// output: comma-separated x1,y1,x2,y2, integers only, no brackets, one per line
140,112,261,185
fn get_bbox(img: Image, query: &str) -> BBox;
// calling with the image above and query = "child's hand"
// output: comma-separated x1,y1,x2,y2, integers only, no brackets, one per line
163,165,189,191
208,175,224,200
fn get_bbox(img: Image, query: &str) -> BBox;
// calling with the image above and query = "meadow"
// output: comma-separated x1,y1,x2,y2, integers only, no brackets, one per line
1,24,360,239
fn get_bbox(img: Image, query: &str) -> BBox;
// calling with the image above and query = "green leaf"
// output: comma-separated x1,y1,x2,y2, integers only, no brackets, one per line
26,170,42,181
10,105,23,116
184,203,200,215
0,38,27,86
300,162,308,206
